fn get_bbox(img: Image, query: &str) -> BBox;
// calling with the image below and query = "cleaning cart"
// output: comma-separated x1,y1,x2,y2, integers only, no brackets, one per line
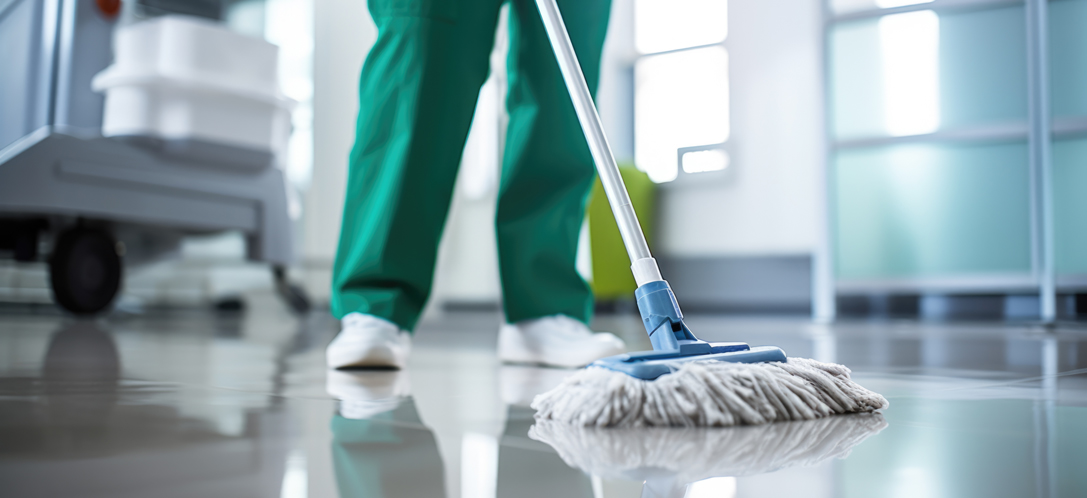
0,0,308,314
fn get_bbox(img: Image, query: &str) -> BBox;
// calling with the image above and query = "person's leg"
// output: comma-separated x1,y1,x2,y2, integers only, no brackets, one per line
496,0,612,325
331,0,503,331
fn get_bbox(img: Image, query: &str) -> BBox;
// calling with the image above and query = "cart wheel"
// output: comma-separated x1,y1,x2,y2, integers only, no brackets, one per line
49,228,123,315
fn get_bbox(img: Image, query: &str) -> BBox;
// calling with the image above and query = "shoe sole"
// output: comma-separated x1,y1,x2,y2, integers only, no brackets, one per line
328,347,404,370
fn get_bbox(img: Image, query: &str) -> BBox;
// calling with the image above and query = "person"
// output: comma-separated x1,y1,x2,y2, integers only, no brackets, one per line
325,0,627,370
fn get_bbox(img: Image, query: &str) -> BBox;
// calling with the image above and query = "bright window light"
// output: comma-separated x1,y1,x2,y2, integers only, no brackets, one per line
684,477,737,498
635,46,729,183
875,0,934,8
635,0,727,54
879,10,940,137
682,149,729,173
264,0,315,190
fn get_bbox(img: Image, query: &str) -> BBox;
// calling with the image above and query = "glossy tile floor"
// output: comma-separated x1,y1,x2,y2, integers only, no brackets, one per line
2,298,1086,497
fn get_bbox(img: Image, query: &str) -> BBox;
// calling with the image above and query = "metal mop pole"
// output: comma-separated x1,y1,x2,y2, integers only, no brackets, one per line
534,0,664,287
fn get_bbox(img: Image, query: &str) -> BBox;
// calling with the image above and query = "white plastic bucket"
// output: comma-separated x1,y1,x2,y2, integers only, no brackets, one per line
92,15,294,156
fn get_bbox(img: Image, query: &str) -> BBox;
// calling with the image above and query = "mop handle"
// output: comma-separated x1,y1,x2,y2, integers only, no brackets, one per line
534,0,663,286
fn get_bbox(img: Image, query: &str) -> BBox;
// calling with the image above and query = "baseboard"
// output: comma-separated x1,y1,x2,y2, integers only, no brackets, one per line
838,293,1085,320
441,300,502,312
429,255,815,315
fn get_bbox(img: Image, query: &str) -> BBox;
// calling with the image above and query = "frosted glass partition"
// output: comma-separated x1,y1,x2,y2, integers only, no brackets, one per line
824,0,1087,309
1050,0,1087,118
835,142,1031,279
1053,138,1087,275
830,5,1028,141
938,6,1027,129
830,18,885,140
1050,0,1087,277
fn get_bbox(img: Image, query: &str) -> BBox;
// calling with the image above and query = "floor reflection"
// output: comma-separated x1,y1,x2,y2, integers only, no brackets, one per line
3,322,122,459
327,367,595,498
2,311,1087,497
531,413,886,498
332,399,445,498
496,406,594,498
0,320,298,497
40,322,121,434
495,364,595,498
840,397,1087,498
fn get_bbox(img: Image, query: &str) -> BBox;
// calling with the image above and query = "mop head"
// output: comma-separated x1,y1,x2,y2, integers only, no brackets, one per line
531,357,888,427
529,412,887,481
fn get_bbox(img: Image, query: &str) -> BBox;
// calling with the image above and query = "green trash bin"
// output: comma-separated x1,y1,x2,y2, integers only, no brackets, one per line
587,164,656,302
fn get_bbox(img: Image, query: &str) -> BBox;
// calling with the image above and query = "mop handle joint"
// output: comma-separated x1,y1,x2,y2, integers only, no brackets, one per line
635,280,708,350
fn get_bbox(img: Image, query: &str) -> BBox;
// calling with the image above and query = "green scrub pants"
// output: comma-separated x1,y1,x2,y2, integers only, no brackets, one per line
331,0,612,331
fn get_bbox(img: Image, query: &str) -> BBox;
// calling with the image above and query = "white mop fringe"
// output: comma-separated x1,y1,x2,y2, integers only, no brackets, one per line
531,357,889,427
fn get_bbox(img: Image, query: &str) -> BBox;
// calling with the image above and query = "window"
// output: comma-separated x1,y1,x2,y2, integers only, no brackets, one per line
633,0,729,183
879,10,940,137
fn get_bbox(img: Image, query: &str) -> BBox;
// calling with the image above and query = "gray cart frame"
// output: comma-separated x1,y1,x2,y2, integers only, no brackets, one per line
0,0,304,313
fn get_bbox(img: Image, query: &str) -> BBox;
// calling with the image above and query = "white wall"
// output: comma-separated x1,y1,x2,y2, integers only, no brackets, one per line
656,0,824,258
598,0,636,164
302,0,376,301
424,12,508,313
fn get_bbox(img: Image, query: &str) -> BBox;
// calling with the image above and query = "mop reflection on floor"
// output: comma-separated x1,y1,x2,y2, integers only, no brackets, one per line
530,412,887,497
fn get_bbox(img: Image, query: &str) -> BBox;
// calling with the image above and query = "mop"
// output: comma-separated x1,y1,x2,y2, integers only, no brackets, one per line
530,0,888,427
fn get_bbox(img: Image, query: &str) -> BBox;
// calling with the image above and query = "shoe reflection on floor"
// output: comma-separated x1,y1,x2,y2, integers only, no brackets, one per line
328,365,593,498
495,405,594,498
328,369,444,497
331,399,447,498
496,364,594,498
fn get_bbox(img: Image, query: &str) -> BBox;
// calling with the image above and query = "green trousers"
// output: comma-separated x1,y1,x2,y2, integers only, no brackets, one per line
331,0,612,331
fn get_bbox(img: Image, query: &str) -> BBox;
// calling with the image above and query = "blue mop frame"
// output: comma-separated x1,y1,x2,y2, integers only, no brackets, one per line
591,281,787,380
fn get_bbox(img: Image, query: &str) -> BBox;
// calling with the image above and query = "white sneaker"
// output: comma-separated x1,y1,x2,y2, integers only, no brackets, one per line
326,313,411,369
498,314,626,368
327,369,411,419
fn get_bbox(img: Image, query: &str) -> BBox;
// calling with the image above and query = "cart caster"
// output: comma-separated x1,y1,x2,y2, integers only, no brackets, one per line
49,227,123,315
273,265,311,314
